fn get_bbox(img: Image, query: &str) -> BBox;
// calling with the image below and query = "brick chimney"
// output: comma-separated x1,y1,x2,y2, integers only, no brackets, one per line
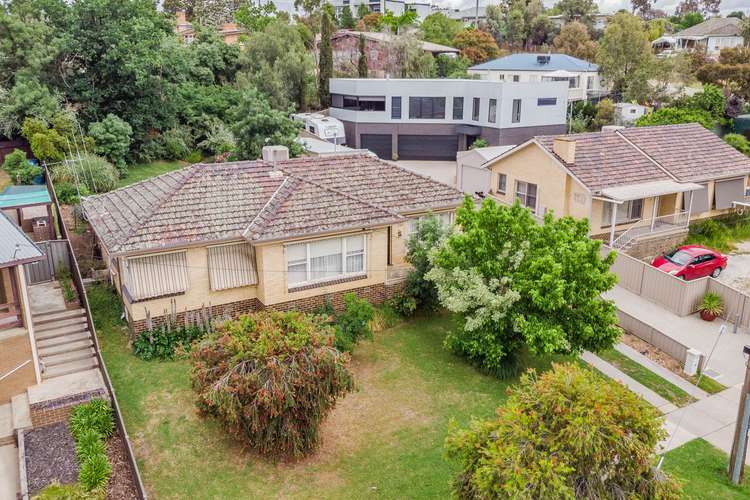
552,136,576,164
222,22,238,32
262,145,290,165
176,10,187,24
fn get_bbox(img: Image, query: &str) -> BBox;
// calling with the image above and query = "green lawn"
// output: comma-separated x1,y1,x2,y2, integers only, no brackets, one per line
598,349,696,407
116,160,186,188
89,284,576,499
662,439,750,499
691,373,728,394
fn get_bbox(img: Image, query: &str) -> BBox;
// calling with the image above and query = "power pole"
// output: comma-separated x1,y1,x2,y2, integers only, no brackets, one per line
729,345,750,484
475,0,479,27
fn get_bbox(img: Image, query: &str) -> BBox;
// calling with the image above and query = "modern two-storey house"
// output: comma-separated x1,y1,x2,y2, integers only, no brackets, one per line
328,78,568,161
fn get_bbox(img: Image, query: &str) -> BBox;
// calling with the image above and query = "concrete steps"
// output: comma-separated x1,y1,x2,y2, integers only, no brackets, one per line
0,394,31,447
0,404,12,446
32,308,98,382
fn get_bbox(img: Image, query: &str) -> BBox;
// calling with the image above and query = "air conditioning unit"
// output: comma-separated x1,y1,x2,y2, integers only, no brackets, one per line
537,55,551,65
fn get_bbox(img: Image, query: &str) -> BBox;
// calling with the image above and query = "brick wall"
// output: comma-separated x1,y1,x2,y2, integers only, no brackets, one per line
129,281,407,335
625,231,688,261
332,34,387,77
29,389,108,428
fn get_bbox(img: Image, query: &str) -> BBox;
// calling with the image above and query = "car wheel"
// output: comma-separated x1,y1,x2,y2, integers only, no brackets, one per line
712,267,722,278
680,275,687,280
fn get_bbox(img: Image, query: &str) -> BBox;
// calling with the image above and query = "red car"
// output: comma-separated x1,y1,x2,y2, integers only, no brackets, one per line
651,245,728,280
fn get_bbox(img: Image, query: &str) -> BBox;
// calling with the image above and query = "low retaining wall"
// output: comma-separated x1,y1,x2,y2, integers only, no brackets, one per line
29,389,108,429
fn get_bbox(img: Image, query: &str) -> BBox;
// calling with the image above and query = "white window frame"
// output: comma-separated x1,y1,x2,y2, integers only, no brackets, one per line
601,199,644,227
515,180,538,213
497,173,507,194
286,234,367,289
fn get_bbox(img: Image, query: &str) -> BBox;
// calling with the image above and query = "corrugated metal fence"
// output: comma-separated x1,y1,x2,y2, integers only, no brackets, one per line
24,240,71,285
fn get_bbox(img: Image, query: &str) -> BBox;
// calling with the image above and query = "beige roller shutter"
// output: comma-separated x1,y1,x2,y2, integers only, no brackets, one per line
124,251,188,301
714,178,745,210
687,184,709,214
208,242,257,291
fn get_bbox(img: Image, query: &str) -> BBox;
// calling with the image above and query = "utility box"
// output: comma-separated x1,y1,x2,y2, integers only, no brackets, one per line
684,348,702,377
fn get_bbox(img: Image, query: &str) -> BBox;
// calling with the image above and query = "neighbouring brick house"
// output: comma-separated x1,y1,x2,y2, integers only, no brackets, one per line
82,149,465,335
330,30,459,78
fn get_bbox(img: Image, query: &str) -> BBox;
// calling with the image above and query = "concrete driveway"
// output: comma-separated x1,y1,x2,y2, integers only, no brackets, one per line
391,160,457,188
718,241,750,294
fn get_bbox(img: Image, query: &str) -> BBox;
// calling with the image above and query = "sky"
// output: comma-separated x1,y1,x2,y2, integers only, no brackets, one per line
435,0,750,16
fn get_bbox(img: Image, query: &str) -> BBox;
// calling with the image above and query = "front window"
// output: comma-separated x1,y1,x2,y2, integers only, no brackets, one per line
408,97,446,119
472,97,480,121
488,99,497,123
537,98,557,106
452,97,463,120
333,95,386,111
287,235,366,288
497,173,507,194
391,96,401,119
602,199,644,225
512,75,519,82
512,99,522,123
515,181,537,212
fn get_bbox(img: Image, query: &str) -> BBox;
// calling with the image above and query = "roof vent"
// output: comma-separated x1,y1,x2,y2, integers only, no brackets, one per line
537,55,551,65
268,170,284,178
602,125,625,132
262,145,290,165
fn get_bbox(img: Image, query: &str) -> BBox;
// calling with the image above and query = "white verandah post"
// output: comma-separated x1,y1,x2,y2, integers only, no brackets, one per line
650,196,659,232
609,202,618,246
686,190,694,227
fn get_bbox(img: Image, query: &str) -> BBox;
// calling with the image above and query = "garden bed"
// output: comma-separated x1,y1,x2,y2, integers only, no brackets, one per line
24,422,78,494
106,431,139,500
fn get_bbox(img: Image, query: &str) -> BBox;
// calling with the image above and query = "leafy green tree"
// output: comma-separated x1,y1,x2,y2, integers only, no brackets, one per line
635,107,715,128
404,214,450,311
235,1,278,32
357,34,368,78
2,148,41,185
240,19,315,111
597,12,654,97
191,0,243,26
379,9,417,35
452,29,501,64
229,87,302,160
197,117,236,156
553,21,598,62
52,154,119,193
696,47,750,100
190,311,354,457
592,98,614,129
88,114,133,171
0,75,61,138
385,33,437,78
356,3,369,19
725,133,750,156
339,5,355,29
436,55,473,78
426,198,619,374
319,11,333,108
420,12,462,46
445,363,681,499
676,11,704,30
554,0,598,26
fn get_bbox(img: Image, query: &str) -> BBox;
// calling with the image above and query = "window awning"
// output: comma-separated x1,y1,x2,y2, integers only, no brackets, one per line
600,180,704,202
543,69,578,78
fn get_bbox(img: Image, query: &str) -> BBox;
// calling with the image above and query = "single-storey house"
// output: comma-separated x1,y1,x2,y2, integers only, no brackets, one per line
652,17,744,56
0,211,44,402
484,123,750,250
82,149,465,334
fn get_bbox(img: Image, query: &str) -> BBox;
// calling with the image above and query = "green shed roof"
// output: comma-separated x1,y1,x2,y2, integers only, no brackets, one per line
0,185,51,209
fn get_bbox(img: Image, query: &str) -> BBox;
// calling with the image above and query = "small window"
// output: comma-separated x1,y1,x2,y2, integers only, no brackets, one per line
452,97,463,120
515,181,537,213
391,96,401,119
512,99,522,123
497,173,507,194
488,99,497,123
472,97,480,121
498,74,505,81
537,98,557,106
587,76,594,90
512,75,520,82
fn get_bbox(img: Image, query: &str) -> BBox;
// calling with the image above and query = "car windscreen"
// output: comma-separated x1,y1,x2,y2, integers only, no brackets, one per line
665,249,694,266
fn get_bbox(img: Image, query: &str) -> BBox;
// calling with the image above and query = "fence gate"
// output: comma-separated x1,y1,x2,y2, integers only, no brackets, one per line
24,240,71,285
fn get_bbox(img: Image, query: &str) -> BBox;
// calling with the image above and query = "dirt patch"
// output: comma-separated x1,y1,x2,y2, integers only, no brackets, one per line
60,204,104,275
24,423,78,494
106,431,139,500
620,332,684,374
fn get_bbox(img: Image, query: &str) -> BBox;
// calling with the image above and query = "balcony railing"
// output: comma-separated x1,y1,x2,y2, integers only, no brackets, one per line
612,210,690,250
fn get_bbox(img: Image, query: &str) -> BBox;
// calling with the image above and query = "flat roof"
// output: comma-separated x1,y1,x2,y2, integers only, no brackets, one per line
0,185,51,209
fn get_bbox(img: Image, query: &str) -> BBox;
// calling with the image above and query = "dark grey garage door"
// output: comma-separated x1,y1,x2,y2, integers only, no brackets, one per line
398,135,459,161
360,134,392,159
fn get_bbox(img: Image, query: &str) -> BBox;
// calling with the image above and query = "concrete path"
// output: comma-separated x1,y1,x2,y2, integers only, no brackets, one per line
614,343,710,399
28,281,66,315
582,351,678,414
0,444,19,500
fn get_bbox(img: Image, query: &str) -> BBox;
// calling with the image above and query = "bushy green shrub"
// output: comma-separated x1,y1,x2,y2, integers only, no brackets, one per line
190,310,354,456
185,150,202,163
445,363,681,499
88,114,133,172
403,213,450,312
724,133,750,156
69,400,114,440
33,482,102,500
133,326,203,360
54,182,91,205
161,127,192,160
74,428,106,459
2,148,42,185
388,291,417,316
332,293,374,352
52,154,118,194
78,452,111,492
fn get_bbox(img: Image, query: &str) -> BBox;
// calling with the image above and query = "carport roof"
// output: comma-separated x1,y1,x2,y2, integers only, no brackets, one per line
601,180,704,202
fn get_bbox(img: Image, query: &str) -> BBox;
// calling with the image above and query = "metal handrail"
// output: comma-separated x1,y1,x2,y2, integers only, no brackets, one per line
612,210,690,250
0,359,31,383
46,174,148,499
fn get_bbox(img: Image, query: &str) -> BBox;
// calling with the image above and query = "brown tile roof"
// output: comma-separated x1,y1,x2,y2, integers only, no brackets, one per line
619,123,750,182
82,153,465,254
534,123,750,194
535,131,671,192
675,17,741,37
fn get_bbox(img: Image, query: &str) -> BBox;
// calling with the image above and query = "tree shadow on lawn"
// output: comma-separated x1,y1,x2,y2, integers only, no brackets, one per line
97,300,575,499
